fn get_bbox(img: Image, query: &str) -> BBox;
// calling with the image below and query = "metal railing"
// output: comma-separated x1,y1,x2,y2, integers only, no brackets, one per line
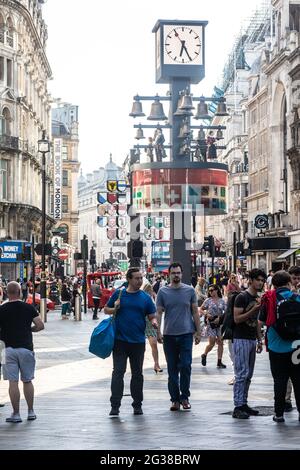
0,134,19,151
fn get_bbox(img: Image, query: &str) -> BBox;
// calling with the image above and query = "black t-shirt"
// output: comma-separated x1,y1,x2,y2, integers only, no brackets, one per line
0,301,39,351
233,291,259,340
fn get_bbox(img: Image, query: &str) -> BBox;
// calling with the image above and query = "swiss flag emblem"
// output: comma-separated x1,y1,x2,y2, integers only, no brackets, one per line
164,186,182,207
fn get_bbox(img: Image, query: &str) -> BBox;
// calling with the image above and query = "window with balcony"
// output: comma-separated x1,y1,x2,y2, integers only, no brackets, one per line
6,17,14,48
62,195,68,213
0,108,11,136
62,170,68,186
0,159,8,200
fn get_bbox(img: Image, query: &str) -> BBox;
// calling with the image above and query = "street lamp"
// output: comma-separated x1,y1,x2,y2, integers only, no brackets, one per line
38,130,50,321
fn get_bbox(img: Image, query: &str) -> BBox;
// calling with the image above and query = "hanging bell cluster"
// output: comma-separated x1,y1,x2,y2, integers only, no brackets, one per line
147,96,167,121
194,96,211,120
129,96,145,118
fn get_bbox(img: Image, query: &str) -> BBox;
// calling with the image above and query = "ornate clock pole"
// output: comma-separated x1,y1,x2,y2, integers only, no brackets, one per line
153,20,208,282
129,20,229,284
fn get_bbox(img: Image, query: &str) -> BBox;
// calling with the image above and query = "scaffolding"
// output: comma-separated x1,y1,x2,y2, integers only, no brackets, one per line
221,0,274,93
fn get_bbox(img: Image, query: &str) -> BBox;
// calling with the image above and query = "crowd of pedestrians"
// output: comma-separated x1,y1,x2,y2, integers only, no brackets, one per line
1,263,300,426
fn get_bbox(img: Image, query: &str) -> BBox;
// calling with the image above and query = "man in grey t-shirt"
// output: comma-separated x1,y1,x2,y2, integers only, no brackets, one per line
156,263,201,411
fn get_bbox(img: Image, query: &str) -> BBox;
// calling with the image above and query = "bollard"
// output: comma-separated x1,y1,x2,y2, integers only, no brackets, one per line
75,294,82,321
40,298,47,323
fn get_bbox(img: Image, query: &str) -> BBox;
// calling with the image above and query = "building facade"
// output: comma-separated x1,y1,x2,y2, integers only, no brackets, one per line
0,0,53,280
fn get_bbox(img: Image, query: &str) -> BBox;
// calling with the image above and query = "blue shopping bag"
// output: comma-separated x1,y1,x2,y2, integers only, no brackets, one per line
89,316,116,359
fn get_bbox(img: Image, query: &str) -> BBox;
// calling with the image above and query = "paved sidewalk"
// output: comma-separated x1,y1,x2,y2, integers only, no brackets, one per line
0,309,299,450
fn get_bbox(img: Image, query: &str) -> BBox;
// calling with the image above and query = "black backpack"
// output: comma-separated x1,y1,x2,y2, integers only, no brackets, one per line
221,291,240,340
273,293,300,341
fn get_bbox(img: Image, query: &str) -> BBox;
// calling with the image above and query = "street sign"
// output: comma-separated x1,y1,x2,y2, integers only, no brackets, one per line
58,249,68,260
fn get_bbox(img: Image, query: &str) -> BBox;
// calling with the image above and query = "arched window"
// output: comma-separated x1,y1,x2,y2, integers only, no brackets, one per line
6,17,14,47
0,14,4,44
1,108,12,136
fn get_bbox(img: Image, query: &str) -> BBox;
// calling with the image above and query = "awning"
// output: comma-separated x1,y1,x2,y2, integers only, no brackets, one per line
275,247,299,261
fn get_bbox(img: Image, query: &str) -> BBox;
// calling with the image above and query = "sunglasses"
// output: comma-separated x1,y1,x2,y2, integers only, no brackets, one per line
208,289,216,293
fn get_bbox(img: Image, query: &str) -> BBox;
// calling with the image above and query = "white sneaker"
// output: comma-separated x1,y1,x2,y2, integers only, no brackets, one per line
27,410,37,421
6,413,22,423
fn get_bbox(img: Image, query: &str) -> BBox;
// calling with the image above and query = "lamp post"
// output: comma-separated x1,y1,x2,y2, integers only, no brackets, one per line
38,130,50,321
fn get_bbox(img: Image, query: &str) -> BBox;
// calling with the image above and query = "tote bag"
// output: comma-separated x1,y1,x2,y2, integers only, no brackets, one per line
89,316,116,359
88,288,123,358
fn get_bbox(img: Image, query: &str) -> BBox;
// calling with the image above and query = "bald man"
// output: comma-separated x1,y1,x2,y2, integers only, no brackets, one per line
0,281,44,423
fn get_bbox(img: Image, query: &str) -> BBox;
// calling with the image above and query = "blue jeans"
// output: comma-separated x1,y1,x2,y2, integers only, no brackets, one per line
163,333,193,402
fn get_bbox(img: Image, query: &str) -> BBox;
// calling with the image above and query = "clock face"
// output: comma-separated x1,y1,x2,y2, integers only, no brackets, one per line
163,25,202,64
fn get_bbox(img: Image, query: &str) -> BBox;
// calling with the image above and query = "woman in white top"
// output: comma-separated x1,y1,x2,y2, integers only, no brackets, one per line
199,284,226,368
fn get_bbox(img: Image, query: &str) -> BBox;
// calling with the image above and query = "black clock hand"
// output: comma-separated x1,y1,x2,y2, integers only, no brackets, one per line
182,44,192,62
179,40,185,57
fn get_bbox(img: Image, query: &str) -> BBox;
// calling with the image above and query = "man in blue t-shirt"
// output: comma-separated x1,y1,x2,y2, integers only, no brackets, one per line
104,268,157,417
259,270,300,423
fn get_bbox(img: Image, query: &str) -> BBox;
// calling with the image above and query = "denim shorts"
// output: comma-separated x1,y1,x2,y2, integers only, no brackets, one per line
2,347,36,382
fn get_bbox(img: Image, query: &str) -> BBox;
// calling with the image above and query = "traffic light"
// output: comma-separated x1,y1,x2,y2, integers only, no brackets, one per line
127,240,143,258
203,235,215,257
236,242,245,256
89,247,96,265
81,237,88,259
23,244,31,261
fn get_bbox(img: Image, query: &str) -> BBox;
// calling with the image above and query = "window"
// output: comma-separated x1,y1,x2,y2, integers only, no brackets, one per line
62,146,68,160
260,100,267,118
62,195,68,213
0,56,3,82
0,159,8,200
62,170,68,186
250,108,257,125
7,59,12,87
6,17,13,48
1,108,11,136
0,14,4,44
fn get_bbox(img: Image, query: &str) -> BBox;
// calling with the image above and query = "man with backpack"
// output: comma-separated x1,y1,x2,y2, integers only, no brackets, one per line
259,270,300,423
232,269,266,419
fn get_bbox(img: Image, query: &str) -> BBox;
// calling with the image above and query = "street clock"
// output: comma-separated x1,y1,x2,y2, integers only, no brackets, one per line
153,20,208,84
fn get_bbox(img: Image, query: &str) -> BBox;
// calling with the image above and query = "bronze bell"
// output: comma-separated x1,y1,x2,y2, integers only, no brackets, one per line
147,98,167,121
174,95,193,116
215,98,229,116
129,99,145,118
177,127,186,138
135,127,145,140
197,127,206,140
216,127,223,140
194,98,211,120
179,91,195,111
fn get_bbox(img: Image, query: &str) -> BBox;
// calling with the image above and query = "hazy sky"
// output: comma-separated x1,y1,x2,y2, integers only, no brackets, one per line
42,0,264,173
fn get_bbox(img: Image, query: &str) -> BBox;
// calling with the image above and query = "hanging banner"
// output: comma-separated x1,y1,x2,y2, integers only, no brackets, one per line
53,138,63,220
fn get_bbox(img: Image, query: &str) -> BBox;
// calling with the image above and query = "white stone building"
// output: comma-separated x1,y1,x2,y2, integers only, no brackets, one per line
0,0,53,280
